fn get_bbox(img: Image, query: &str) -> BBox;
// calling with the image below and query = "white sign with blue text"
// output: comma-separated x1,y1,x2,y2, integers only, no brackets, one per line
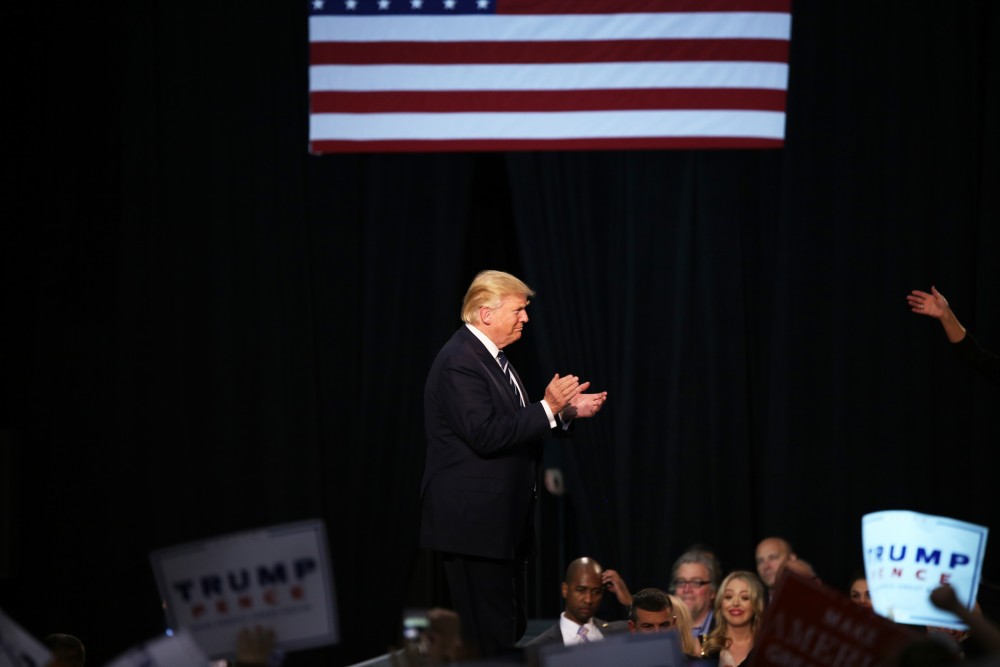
150,519,339,658
862,510,987,630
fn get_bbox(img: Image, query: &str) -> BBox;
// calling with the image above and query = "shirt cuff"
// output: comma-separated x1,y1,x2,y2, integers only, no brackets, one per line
541,399,557,428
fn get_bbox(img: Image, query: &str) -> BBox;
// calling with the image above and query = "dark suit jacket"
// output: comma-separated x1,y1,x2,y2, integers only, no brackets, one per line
420,325,555,559
523,618,625,647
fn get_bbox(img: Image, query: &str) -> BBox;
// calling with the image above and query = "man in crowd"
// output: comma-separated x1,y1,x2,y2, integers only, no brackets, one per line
628,588,677,634
670,549,720,641
526,557,625,646
755,536,797,601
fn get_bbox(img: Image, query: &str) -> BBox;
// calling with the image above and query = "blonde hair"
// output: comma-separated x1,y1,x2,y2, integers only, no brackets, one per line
701,571,765,657
460,270,535,324
668,594,702,657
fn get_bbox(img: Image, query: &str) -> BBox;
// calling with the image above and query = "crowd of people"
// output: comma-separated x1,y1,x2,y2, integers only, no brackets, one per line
398,539,998,667
521,540,876,665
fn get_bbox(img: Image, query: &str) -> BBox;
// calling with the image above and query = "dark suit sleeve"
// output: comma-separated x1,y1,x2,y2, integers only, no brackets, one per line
523,623,564,647
434,351,551,456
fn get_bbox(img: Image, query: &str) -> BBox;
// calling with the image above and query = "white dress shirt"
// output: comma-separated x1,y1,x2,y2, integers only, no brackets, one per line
558,612,603,645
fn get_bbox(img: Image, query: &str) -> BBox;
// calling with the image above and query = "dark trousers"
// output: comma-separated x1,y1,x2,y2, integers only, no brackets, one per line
441,552,528,657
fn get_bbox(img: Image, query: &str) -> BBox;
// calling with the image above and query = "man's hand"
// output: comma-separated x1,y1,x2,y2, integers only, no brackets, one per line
544,374,580,413
566,390,608,419
601,569,633,607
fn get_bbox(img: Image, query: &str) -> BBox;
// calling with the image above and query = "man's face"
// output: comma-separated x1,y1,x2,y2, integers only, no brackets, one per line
755,539,793,588
561,567,604,625
485,294,529,349
629,608,675,634
673,563,715,622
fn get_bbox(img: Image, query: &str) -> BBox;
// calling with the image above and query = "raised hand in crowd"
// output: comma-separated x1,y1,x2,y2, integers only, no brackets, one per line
907,286,966,343
601,569,634,607
930,584,1000,656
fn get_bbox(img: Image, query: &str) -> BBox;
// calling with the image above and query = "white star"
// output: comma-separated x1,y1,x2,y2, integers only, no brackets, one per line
378,0,390,8
443,0,456,8
476,0,488,8
311,0,325,9
410,0,422,8
345,0,357,9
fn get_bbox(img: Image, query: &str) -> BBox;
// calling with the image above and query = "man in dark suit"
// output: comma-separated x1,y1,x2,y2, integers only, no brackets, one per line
525,557,627,647
420,270,607,657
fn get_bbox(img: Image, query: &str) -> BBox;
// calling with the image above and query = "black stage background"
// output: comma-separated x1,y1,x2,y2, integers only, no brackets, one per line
2,2,999,665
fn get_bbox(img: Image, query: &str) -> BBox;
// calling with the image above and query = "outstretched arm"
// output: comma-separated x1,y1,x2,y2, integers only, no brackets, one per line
907,286,966,343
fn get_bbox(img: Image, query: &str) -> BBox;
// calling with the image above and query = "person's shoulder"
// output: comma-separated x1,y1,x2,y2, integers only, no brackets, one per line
442,326,481,352
522,622,563,646
440,327,492,364
597,618,630,635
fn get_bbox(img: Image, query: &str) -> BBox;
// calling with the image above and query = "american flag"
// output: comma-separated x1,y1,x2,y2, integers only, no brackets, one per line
308,0,791,153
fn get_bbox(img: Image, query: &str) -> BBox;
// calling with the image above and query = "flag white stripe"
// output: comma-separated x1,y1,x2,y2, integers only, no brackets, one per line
310,62,789,92
309,12,792,43
309,110,786,141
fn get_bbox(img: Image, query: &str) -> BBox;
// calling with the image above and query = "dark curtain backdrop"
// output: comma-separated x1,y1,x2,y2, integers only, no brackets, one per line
2,2,999,666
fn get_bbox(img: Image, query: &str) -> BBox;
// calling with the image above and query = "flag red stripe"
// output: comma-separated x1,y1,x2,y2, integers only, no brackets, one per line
310,39,789,65
497,0,790,14
310,136,784,153
310,88,786,113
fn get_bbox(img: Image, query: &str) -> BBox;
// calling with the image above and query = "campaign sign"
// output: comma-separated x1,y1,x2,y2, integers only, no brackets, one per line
862,510,988,630
750,570,916,667
0,607,52,667
537,630,685,667
150,519,339,658
103,631,207,667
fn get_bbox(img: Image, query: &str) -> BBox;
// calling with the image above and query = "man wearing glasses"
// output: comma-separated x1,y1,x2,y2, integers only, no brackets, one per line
669,550,721,643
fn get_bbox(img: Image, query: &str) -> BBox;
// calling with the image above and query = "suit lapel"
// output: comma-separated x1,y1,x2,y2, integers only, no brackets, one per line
459,327,525,409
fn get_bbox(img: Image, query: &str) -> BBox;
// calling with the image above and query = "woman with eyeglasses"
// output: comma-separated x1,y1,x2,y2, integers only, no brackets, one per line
701,571,765,667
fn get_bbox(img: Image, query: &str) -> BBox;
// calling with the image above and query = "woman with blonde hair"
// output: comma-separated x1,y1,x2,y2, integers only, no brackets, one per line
701,571,765,667
668,593,705,657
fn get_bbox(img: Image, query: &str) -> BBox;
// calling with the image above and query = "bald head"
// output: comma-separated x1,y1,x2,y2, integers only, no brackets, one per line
565,557,602,582
755,537,796,588
562,557,604,624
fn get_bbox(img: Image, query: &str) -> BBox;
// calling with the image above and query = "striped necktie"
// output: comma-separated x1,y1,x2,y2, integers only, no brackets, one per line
496,350,525,407
577,625,590,643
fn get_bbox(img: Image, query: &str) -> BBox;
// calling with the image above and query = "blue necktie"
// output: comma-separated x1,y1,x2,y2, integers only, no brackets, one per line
496,350,525,407
577,625,590,643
